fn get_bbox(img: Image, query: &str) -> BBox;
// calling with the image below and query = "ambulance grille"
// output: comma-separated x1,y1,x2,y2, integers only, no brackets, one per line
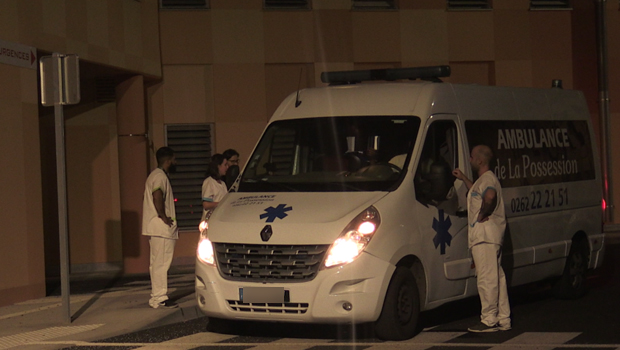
214,243,329,282
227,300,309,314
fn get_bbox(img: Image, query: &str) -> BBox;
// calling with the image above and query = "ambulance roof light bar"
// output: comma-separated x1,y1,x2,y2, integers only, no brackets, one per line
320,65,451,85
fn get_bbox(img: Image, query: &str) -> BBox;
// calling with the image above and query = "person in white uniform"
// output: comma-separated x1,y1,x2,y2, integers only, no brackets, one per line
201,153,230,220
142,147,179,309
452,145,511,332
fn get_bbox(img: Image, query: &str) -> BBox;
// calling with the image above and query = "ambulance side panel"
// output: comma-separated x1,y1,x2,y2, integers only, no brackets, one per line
453,85,604,287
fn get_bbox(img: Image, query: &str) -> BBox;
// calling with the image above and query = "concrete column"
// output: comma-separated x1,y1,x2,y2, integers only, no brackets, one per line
116,76,150,274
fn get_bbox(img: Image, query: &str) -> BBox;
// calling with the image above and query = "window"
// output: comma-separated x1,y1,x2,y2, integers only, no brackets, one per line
447,0,491,10
264,0,311,10
160,0,209,10
166,124,213,230
415,120,458,205
530,0,571,10
352,0,397,10
240,116,420,193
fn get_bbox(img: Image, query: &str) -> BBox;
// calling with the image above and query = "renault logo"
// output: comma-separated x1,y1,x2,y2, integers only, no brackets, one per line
260,225,273,242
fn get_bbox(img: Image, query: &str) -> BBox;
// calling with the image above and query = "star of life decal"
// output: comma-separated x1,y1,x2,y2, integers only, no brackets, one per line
432,209,452,255
260,204,293,223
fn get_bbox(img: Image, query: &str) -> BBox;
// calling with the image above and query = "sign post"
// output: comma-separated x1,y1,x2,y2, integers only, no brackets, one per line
40,53,80,324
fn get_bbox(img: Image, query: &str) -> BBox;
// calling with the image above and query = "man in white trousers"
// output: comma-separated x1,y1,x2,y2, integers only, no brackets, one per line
453,145,511,332
142,146,179,309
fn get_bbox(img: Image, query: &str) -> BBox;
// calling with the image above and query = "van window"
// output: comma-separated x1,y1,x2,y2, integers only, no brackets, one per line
415,120,458,205
239,116,421,192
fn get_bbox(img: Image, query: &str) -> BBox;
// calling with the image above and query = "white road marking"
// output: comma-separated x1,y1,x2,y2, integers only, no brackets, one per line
0,324,103,350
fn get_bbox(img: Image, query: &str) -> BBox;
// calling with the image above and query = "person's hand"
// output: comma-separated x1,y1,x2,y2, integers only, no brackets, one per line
452,168,465,180
161,216,173,227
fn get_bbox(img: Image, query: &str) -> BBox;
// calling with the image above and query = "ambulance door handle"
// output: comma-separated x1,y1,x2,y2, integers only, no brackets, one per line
456,210,467,218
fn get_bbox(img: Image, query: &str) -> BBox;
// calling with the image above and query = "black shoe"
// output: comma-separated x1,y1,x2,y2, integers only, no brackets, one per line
153,300,178,309
498,323,512,331
468,322,499,333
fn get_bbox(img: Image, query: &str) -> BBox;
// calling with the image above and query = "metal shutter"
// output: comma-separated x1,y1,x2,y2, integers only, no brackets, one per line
166,124,212,230
160,0,209,10
447,0,491,10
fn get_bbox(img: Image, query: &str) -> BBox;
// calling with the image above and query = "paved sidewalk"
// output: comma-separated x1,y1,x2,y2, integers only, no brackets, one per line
0,268,202,350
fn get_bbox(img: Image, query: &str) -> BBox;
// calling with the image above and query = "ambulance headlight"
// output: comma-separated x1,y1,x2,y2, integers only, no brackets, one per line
324,206,381,268
197,221,215,266
197,234,215,266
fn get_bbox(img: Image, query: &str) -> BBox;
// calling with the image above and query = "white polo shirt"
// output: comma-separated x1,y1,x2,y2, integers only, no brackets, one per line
142,168,178,239
467,170,506,248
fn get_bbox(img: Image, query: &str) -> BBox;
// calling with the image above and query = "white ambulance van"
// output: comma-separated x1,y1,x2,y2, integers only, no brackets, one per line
195,66,605,340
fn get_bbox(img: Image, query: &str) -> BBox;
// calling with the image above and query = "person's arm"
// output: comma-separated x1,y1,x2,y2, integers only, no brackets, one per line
478,187,497,222
202,200,218,210
452,168,473,190
152,189,173,226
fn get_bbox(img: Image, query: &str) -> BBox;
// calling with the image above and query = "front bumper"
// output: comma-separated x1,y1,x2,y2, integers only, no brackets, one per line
195,252,394,324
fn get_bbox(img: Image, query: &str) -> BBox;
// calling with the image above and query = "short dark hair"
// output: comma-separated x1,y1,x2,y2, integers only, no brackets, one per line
156,147,174,167
223,149,239,160
207,153,226,180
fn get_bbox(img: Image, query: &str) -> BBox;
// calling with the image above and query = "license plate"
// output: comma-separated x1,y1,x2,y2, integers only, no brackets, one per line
240,287,285,303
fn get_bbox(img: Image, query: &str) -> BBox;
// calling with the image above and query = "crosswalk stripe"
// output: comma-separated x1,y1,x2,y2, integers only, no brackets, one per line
16,331,620,349
0,324,103,350
129,331,239,350
248,337,333,350
503,332,582,344
22,340,620,349
487,332,581,350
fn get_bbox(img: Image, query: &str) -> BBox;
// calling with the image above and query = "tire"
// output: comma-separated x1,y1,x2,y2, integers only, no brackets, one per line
374,266,421,340
552,239,589,300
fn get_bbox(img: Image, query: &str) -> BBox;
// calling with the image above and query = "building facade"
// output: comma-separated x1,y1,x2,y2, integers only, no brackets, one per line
0,0,618,306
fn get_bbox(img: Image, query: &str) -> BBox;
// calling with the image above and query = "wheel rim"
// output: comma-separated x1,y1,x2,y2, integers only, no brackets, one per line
397,284,413,323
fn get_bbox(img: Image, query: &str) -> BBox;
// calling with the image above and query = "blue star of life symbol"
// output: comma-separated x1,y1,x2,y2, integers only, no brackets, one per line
260,204,292,223
432,209,452,255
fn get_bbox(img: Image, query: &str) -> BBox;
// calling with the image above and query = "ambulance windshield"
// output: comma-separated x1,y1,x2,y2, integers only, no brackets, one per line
238,116,420,192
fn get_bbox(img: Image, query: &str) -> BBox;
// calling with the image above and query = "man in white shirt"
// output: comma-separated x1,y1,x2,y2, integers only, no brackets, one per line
453,145,511,332
142,147,179,309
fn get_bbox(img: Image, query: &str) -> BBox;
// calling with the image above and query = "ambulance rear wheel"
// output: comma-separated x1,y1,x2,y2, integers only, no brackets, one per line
552,239,588,299
374,266,420,340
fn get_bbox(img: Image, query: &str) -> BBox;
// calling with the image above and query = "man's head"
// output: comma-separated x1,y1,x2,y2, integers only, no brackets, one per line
470,145,492,173
223,149,240,167
156,147,177,173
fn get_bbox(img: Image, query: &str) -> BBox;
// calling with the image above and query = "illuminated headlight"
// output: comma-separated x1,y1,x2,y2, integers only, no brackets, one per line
197,235,215,265
324,206,380,268
196,220,215,265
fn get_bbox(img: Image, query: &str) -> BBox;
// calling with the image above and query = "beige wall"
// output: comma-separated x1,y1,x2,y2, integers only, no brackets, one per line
0,0,161,78
65,103,122,271
1,0,619,306
0,64,45,302
0,0,161,305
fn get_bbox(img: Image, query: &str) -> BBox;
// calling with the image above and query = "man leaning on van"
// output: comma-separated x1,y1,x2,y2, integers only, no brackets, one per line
453,145,511,333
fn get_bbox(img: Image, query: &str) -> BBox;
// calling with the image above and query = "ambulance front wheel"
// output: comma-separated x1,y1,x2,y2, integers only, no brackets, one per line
374,266,421,340
552,238,589,300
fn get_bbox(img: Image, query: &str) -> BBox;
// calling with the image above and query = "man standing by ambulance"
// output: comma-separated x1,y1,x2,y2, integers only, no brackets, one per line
453,145,511,332
142,146,179,309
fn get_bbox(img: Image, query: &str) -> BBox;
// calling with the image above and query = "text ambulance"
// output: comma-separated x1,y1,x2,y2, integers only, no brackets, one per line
195,66,605,340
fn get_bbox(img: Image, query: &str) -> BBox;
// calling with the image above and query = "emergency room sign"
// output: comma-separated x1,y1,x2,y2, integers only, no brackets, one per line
0,39,37,69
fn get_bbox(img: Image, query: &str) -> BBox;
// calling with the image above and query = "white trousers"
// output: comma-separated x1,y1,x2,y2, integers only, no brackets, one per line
148,236,176,307
471,243,511,328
